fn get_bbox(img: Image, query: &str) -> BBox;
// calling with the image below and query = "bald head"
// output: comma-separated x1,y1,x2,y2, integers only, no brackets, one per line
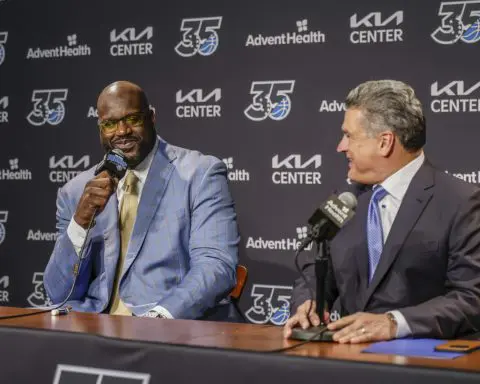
97,81,149,119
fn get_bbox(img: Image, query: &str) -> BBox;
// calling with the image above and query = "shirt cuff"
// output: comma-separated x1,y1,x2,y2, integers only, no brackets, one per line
389,310,412,338
150,305,174,319
67,218,87,256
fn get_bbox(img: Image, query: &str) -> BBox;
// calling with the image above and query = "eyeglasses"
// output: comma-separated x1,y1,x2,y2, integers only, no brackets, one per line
98,111,149,134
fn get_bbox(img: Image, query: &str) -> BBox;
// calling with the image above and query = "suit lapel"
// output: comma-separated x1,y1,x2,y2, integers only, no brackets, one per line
330,190,371,313
352,192,371,307
122,141,176,273
361,162,435,310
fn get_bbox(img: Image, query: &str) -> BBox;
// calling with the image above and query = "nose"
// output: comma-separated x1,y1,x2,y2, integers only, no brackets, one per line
337,135,348,153
115,120,132,135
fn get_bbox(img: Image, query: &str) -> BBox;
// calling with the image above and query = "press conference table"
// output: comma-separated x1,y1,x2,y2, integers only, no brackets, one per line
0,307,479,383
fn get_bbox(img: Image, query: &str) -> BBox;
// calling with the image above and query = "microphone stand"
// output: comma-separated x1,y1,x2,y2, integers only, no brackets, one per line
290,239,335,341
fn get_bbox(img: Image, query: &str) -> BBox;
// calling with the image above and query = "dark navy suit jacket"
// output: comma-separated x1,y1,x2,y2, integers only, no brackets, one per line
292,161,480,338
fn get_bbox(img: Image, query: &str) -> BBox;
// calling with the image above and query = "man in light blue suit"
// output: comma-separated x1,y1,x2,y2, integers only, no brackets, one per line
44,81,240,321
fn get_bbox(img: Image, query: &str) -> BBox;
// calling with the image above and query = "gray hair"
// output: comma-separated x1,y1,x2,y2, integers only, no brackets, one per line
345,80,426,151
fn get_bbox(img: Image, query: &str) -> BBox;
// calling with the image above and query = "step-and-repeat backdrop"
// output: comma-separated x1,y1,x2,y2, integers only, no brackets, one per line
0,0,479,324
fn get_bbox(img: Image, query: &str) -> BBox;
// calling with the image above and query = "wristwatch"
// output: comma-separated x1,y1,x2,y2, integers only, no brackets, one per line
145,310,166,319
386,312,398,335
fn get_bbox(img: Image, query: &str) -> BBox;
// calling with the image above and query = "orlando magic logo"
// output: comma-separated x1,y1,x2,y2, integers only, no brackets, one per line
432,1,480,44
27,272,52,307
244,80,295,121
245,284,292,325
175,17,222,57
0,32,8,66
26,89,68,126
0,211,8,245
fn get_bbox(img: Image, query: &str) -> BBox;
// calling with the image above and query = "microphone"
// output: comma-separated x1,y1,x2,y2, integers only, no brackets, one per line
94,148,128,179
85,149,128,227
84,148,128,239
290,192,358,342
298,192,357,251
51,149,128,316
0,153,129,321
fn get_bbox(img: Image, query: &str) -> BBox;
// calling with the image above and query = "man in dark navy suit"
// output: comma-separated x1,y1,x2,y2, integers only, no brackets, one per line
284,80,480,342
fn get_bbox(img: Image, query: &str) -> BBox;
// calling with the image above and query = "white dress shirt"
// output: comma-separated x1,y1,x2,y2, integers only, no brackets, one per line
67,138,173,318
375,151,425,338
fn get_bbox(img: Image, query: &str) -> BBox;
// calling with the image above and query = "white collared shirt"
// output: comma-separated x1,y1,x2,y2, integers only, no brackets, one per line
375,151,425,338
114,138,158,211
66,138,173,318
378,151,425,243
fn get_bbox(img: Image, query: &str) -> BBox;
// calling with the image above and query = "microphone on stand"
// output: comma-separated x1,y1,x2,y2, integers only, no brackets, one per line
290,192,357,341
298,192,357,251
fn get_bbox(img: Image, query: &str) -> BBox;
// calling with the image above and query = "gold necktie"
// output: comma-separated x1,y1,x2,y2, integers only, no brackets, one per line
109,171,139,315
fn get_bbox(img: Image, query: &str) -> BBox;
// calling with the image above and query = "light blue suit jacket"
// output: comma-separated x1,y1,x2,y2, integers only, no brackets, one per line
44,138,239,319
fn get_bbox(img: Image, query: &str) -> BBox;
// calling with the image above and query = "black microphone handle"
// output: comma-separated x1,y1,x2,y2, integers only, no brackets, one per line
298,218,330,252
75,207,97,265
315,242,329,325
297,236,312,252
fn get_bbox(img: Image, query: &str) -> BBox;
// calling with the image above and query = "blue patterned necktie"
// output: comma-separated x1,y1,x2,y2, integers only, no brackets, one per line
367,185,388,282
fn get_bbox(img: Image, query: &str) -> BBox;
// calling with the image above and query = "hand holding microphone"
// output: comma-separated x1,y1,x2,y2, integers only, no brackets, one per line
73,149,128,229
73,171,116,229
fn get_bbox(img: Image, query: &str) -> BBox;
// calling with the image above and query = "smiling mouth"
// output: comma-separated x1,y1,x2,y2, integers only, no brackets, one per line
113,140,138,151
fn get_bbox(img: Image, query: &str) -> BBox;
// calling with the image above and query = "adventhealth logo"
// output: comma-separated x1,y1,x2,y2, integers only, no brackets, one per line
246,19,326,47
350,11,404,44
296,226,308,239
246,227,313,251
176,88,221,118
271,154,322,185
87,106,98,118
26,229,58,241
319,98,346,112
0,159,32,181
26,34,91,59
110,26,153,56
222,157,250,182
430,80,480,112
87,105,156,118
445,169,480,183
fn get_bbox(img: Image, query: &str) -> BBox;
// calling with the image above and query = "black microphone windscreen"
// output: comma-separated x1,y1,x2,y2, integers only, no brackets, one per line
338,192,358,210
94,149,128,179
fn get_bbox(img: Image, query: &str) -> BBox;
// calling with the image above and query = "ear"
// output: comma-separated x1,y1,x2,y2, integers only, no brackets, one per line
378,131,395,157
149,107,156,124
